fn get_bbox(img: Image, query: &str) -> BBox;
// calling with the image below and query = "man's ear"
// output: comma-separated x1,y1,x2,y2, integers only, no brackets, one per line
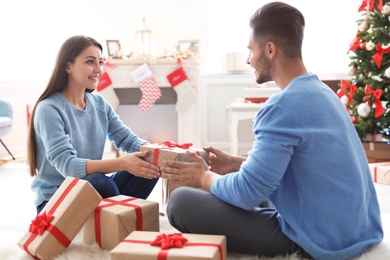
266,41,276,58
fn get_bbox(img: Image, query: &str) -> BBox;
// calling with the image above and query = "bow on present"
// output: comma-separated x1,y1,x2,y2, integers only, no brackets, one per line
365,84,384,118
162,140,193,149
372,44,390,68
337,79,357,103
151,233,188,250
29,212,55,235
123,232,224,260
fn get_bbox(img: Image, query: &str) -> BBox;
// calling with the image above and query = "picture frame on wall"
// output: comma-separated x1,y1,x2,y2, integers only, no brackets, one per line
177,40,199,58
106,40,122,59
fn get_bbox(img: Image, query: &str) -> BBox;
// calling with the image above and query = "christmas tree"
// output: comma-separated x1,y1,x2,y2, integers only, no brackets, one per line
338,0,390,141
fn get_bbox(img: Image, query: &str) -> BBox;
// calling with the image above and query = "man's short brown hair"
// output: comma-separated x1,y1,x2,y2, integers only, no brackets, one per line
249,2,305,58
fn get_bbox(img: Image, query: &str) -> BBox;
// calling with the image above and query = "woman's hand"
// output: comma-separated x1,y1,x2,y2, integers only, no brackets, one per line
120,150,160,179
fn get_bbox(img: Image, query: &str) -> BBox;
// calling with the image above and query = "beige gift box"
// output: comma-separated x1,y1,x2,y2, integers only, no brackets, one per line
141,142,209,166
141,142,209,201
17,177,102,260
83,195,160,251
368,161,390,185
110,231,227,260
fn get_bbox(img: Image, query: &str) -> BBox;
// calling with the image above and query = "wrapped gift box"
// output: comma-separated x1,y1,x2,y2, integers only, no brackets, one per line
140,141,209,201
140,142,209,166
17,177,102,259
368,161,390,185
110,231,227,260
83,195,159,251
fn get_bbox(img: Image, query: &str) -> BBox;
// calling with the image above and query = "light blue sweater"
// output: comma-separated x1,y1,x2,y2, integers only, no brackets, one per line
211,73,383,259
31,92,146,208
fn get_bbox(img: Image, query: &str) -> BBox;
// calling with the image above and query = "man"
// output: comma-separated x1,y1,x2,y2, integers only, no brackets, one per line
161,2,383,259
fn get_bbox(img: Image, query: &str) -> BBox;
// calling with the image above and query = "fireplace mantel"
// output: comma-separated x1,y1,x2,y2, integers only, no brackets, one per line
106,58,202,147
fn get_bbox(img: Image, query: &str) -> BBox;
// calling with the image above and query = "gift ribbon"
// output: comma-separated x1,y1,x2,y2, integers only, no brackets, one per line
372,44,390,68
23,178,79,258
152,141,200,166
151,233,188,249
364,84,384,118
150,141,201,214
123,233,224,260
337,80,356,104
373,162,390,183
94,197,143,247
162,140,193,149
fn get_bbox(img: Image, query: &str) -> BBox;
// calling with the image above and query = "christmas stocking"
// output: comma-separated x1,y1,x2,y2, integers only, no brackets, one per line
97,72,120,109
131,63,161,111
167,67,197,113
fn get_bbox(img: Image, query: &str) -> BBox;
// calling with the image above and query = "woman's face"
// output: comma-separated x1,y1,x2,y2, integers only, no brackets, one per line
67,45,103,90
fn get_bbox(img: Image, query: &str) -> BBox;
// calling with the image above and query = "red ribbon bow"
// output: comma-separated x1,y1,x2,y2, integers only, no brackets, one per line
348,34,363,54
359,0,383,20
358,0,375,12
150,233,188,250
365,84,384,118
372,44,390,68
163,140,193,149
337,80,356,104
29,212,55,235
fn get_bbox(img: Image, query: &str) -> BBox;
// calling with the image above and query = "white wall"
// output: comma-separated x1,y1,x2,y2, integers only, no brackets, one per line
0,0,210,81
0,0,361,81
0,0,363,157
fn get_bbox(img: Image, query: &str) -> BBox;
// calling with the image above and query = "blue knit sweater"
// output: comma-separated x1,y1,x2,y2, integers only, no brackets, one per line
211,73,383,259
31,92,146,208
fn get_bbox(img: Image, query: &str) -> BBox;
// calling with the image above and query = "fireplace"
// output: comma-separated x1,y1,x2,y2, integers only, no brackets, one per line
106,59,201,147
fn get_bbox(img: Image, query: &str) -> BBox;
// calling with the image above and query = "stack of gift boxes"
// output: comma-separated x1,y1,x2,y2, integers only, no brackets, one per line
17,142,226,260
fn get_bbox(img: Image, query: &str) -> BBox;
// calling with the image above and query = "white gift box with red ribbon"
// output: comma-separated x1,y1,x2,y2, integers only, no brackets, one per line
368,162,390,185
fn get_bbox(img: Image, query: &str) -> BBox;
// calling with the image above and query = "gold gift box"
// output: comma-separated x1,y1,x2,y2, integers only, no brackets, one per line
110,231,227,260
83,195,160,251
17,177,102,260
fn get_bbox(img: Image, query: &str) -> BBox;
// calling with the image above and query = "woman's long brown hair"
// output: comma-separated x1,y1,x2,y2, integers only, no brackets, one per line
27,35,102,177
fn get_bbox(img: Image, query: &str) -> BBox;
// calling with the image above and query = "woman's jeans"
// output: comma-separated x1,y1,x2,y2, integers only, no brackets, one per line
36,171,159,214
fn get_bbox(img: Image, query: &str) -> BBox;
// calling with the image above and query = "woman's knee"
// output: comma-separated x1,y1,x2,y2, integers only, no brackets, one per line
82,173,119,198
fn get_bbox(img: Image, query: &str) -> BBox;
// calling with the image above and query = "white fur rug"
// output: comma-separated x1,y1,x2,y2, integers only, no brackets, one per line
2,214,390,260
1,161,390,259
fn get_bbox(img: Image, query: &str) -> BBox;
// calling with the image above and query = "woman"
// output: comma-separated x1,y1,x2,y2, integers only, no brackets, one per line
27,35,160,214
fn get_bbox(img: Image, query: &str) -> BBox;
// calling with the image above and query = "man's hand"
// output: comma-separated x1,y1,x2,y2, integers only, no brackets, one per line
203,146,246,175
161,150,212,189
